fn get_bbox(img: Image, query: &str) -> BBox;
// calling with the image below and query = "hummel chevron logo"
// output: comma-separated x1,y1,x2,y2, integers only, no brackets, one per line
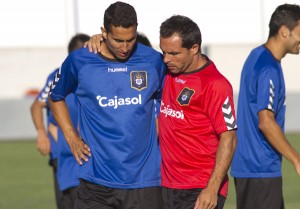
40,84,51,102
222,97,237,130
49,67,61,94
268,79,274,111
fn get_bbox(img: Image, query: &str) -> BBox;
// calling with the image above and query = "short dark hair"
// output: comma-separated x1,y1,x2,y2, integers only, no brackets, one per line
137,32,152,47
160,15,202,50
268,4,300,38
68,33,90,53
104,1,138,33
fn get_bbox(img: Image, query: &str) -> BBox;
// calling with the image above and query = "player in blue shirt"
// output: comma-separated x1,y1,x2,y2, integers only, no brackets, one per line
31,69,62,209
231,4,300,209
56,92,80,209
31,33,90,209
49,2,165,209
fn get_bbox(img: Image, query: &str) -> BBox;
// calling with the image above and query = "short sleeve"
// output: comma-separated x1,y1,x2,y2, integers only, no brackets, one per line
204,78,237,135
50,54,78,101
257,67,279,113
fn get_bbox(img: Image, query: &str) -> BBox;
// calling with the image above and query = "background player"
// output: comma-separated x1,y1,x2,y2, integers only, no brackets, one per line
30,33,90,209
231,3,300,209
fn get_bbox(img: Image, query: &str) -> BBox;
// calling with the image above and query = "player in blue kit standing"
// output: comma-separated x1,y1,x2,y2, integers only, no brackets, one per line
56,92,80,209
31,70,62,209
48,2,165,209
230,4,300,209
31,33,90,209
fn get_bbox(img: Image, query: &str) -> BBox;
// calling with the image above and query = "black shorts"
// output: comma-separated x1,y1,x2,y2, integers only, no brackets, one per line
62,186,78,209
51,159,64,209
75,179,163,209
162,187,226,209
234,177,285,209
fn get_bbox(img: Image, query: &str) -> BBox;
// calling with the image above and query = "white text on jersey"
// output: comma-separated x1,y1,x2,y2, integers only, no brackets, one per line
96,94,142,109
175,77,186,84
160,101,184,119
108,67,128,72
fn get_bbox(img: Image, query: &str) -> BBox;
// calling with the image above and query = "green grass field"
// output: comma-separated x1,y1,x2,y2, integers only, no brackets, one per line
0,134,300,209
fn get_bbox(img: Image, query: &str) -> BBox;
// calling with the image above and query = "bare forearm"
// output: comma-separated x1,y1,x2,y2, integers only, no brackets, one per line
48,96,91,164
259,110,300,166
48,97,78,142
206,131,237,192
31,100,51,155
48,122,58,142
30,100,47,133
194,131,236,209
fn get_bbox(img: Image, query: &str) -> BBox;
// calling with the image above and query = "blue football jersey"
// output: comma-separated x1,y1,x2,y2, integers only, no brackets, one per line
57,93,80,191
36,69,59,160
50,44,165,189
231,45,286,178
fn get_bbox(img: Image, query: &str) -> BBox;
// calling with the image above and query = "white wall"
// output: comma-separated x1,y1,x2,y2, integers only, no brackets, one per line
0,47,67,99
0,0,299,99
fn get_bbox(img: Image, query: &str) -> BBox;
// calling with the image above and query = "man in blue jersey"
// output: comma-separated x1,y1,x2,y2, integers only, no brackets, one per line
30,33,90,209
48,2,165,209
230,4,300,209
31,67,62,209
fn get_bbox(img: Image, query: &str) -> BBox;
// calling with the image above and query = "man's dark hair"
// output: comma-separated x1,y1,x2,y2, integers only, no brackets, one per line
104,1,138,33
160,15,202,50
68,33,90,53
137,32,152,47
269,4,300,38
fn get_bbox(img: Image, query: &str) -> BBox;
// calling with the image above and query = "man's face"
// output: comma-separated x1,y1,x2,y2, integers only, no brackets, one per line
103,25,137,60
286,20,300,55
159,34,194,74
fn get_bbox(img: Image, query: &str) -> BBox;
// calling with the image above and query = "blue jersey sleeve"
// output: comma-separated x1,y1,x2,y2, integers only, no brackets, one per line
36,69,58,103
257,67,280,113
50,53,79,101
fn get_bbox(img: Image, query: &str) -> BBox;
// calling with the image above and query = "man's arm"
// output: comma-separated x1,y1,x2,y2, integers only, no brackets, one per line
48,97,91,165
30,100,51,156
194,130,237,209
258,109,300,175
48,122,58,142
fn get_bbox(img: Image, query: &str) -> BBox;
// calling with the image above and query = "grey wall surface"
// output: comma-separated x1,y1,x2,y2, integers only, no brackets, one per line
0,97,36,140
0,94,299,141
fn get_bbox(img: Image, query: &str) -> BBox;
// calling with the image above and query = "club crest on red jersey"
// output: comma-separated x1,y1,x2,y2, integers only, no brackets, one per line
177,88,195,106
130,71,147,91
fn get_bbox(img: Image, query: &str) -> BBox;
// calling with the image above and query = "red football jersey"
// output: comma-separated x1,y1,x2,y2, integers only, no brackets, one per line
159,60,237,197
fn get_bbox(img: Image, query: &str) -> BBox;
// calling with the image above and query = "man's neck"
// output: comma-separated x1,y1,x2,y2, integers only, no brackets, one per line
264,37,286,62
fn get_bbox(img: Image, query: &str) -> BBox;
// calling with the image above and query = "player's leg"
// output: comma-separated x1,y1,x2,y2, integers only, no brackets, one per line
61,186,78,209
51,159,64,209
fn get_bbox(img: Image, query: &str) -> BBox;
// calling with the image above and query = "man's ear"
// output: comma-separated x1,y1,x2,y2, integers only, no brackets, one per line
279,25,289,39
101,27,108,39
191,44,200,55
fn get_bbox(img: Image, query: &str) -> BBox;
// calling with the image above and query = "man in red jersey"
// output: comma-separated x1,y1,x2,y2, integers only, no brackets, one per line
159,15,237,209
